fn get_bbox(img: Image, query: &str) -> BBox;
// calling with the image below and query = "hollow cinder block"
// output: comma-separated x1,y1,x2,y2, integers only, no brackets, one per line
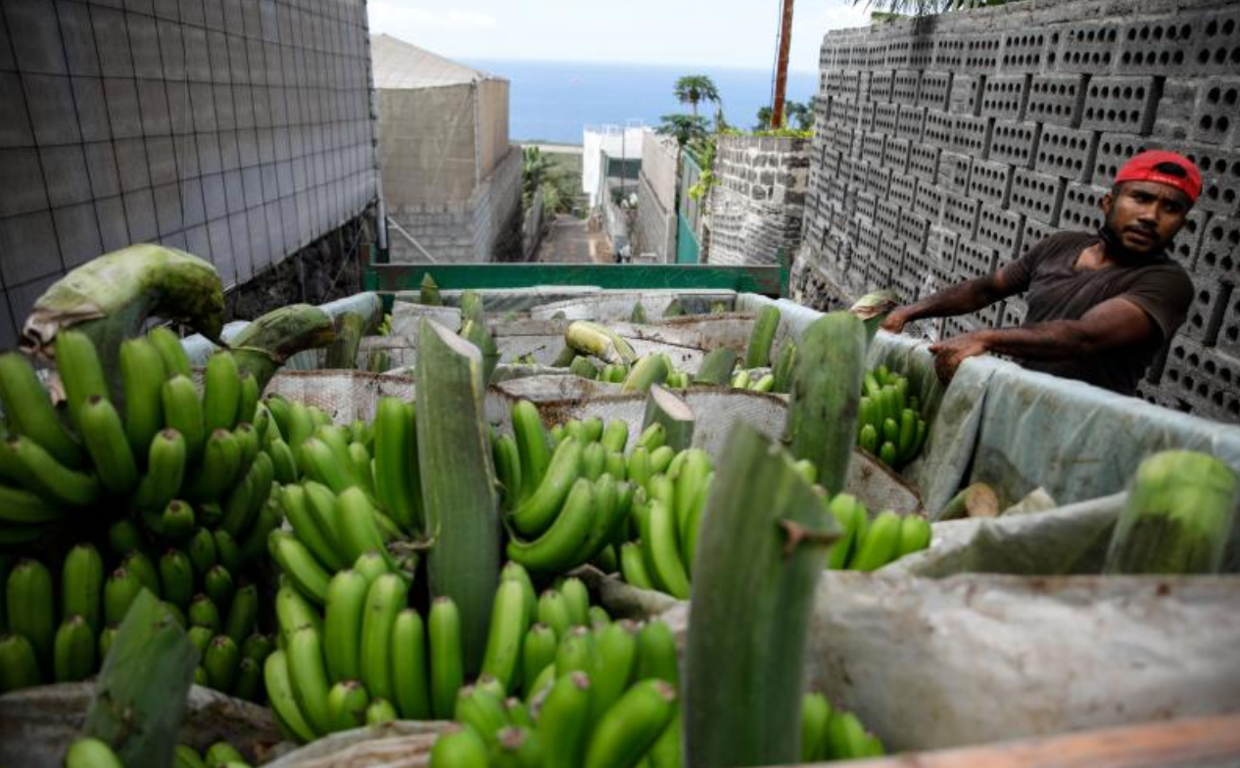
953,114,993,159
1000,30,1050,74
1034,124,1098,182
908,142,940,184
1196,216,1240,284
981,75,1029,121
863,132,886,165
1017,216,1058,260
923,109,955,150
883,137,911,173
1188,78,1240,148
873,102,899,135
989,120,1040,169
893,70,920,105
962,35,1003,75
1080,76,1159,135
966,159,1013,209
940,151,973,196
1054,21,1121,73
1092,132,1163,187
1058,182,1107,231
977,203,1025,256
877,197,901,235
898,210,930,251
918,72,952,111
1181,144,1240,216
1180,271,1226,344
953,238,1000,280
944,195,982,240
1116,17,1197,76
1026,74,1086,127
1185,10,1240,77
914,182,946,224
896,105,926,142
889,172,918,212
949,73,983,115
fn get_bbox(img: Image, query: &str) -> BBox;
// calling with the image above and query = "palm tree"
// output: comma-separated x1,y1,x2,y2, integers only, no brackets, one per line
657,114,710,149
673,75,721,118
856,0,1008,16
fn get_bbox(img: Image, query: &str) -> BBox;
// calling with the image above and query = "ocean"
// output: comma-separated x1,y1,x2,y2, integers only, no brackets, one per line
461,58,819,145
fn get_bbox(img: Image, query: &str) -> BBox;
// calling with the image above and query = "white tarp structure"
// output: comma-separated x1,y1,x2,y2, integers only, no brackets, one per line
582,125,649,208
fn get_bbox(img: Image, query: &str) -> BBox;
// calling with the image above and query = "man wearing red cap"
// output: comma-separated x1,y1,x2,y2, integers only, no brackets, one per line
882,150,1200,396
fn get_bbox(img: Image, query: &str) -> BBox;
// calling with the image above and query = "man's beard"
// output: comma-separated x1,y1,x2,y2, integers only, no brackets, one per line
1099,215,1169,264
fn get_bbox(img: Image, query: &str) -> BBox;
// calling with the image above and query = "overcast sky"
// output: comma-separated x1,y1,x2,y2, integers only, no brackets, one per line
366,0,872,72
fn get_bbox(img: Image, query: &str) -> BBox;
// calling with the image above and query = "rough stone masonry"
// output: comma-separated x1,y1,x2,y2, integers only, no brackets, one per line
797,0,1240,422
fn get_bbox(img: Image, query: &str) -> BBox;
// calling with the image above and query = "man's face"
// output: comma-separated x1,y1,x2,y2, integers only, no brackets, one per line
1100,181,1191,257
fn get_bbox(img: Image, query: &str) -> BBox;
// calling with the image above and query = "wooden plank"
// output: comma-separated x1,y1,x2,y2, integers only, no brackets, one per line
795,713,1240,768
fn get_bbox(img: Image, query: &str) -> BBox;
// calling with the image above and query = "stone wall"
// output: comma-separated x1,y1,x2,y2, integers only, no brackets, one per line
797,0,1240,421
0,0,379,347
388,144,521,263
634,132,677,260
706,134,809,267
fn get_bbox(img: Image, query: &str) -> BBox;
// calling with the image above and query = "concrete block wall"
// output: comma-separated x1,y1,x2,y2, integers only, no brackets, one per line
0,0,378,348
797,0,1240,421
634,132,677,260
707,134,809,267
389,145,521,263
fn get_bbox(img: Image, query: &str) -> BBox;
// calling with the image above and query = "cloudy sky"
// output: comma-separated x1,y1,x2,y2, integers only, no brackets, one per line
366,0,872,72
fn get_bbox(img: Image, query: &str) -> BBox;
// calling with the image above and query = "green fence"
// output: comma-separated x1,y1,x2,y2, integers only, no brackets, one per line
676,213,700,265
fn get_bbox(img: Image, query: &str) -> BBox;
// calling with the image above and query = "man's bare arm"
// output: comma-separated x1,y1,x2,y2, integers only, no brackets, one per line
975,297,1156,361
884,269,1021,331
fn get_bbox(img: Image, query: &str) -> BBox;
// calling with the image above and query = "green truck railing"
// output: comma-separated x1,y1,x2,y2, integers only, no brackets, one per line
364,249,789,302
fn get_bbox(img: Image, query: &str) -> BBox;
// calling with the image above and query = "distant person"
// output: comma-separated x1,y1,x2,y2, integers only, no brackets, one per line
882,150,1199,396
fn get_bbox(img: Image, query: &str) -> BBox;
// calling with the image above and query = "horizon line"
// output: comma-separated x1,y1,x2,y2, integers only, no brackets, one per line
455,54,819,77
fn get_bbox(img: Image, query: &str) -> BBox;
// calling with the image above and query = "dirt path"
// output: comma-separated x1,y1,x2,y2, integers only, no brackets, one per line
534,214,613,264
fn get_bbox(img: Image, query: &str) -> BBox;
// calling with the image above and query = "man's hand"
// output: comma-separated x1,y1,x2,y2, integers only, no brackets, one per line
881,308,911,334
928,333,990,383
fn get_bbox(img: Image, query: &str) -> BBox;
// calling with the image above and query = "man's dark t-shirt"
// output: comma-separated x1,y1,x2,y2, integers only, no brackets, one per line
999,231,1193,396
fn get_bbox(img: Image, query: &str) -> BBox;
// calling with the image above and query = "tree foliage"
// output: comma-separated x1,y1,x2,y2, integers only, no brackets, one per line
673,75,721,118
656,113,710,149
521,146,576,215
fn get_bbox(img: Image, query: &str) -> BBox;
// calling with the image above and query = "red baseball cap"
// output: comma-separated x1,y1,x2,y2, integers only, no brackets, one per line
1114,150,1202,204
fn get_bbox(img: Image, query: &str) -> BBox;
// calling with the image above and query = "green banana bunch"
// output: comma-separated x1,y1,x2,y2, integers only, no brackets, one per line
858,364,928,470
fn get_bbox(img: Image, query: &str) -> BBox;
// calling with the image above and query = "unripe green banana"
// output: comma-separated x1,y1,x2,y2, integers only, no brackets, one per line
605,451,627,481
581,441,607,481
3,434,99,507
825,710,874,760
589,605,611,629
189,593,222,634
205,634,241,693
600,419,629,453
556,625,595,677
558,577,590,628
64,737,124,768
492,725,542,768
285,400,315,449
189,428,241,502
523,662,557,706
134,429,187,512
323,569,368,683
193,665,208,685
174,744,207,768
187,625,214,656
8,558,55,671
627,446,652,490
584,679,677,768
239,497,283,568
54,330,110,429
681,472,711,573
233,655,262,702
538,671,593,768
536,590,572,639
506,698,536,729
429,596,465,720
0,352,84,468
353,550,391,584
286,625,334,736
636,422,665,451
224,583,258,645
510,437,583,537
187,526,218,577
430,726,489,767
499,561,538,627
847,510,902,572
635,620,679,686
480,579,528,694
122,550,161,598
277,486,342,573
275,584,322,641
62,543,104,632
104,567,142,626
649,446,675,477
97,625,118,660
475,673,505,700
520,623,557,696
492,432,522,511
347,442,375,497
826,495,866,570
327,679,370,732
220,451,273,539
801,692,832,762
237,372,260,427
203,564,234,612
363,698,397,726
620,542,655,590
79,395,139,494
148,326,192,378
299,436,358,494
506,477,595,573
896,515,932,559
205,740,245,767
0,631,43,692
590,620,638,725
360,573,406,701
373,398,422,533
162,375,205,464
105,519,140,557
242,632,274,663
269,530,331,605
337,486,396,571
153,499,196,540
455,685,508,744
0,482,63,525
163,601,187,628
511,400,551,502
645,499,690,599
202,352,242,434
267,437,299,485
264,649,318,743
159,548,195,611
391,607,432,720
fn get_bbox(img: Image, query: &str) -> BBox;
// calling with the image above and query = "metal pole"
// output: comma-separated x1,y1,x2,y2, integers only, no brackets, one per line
771,0,796,129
